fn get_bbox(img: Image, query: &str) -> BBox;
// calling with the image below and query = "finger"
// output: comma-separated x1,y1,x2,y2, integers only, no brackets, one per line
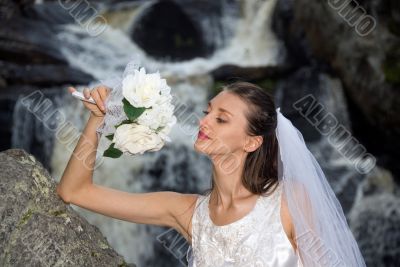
82,97,102,114
68,87,76,93
98,85,110,96
83,87,91,99
90,89,105,111
97,86,109,107
82,100,92,110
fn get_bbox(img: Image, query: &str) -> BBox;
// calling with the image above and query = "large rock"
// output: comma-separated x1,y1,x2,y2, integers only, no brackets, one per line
0,149,136,267
275,66,351,142
349,166,400,267
0,17,66,65
275,66,365,214
0,0,93,85
275,0,400,177
131,0,213,61
0,60,93,87
0,0,34,20
211,64,292,83
271,0,314,67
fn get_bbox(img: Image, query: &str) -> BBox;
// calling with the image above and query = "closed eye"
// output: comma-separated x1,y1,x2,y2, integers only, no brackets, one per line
202,110,227,123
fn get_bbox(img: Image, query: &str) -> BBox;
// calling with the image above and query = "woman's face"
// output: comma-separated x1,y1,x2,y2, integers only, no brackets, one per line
194,90,253,158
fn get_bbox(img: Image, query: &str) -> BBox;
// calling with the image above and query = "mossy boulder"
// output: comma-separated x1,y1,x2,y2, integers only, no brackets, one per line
0,149,135,267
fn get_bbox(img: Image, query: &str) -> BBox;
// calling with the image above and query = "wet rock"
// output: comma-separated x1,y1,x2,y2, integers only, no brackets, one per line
0,60,93,87
0,17,67,65
349,166,400,267
271,0,314,67
131,0,212,61
275,66,368,214
0,0,34,20
211,64,292,82
275,66,350,142
279,0,400,177
0,149,136,267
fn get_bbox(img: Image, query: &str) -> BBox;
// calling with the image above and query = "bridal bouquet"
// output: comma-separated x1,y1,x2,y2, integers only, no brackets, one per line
101,67,177,158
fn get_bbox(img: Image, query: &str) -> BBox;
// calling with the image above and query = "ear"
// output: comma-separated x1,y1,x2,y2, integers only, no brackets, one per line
244,135,263,153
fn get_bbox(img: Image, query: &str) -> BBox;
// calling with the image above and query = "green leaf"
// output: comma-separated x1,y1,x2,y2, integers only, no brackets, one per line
114,119,131,129
122,98,146,121
103,143,123,158
155,126,164,133
105,134,114,141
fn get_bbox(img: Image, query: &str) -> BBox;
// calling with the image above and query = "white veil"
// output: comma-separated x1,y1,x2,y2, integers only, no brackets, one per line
275,108,366,266
95,59,142,138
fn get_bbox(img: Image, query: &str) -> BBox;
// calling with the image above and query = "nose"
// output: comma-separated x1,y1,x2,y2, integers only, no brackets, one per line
199,112,209,129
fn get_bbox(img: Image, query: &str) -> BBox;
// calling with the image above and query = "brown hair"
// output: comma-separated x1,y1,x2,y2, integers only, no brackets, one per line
203,81,279,196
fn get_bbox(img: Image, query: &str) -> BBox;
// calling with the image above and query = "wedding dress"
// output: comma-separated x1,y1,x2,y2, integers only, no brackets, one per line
186,182,303,267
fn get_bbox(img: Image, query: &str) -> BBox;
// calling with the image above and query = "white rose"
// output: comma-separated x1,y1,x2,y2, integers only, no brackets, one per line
137,102,176,130
112,123,164,155
122,68,169,108
157,116,177,142
159,78,171,96
156,93,173,106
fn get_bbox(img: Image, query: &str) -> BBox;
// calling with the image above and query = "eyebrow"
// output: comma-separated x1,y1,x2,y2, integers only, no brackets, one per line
208,101,233,117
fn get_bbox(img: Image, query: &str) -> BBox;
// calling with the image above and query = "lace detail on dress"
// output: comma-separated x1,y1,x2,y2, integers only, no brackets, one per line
187,183,302,267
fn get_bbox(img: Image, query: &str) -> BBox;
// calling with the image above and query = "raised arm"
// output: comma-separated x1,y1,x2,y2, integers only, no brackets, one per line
56,85,108,202
56,86,197,234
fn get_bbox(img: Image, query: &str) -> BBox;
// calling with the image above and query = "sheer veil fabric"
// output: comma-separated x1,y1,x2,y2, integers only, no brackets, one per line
275,108,366,266
95,59,141,138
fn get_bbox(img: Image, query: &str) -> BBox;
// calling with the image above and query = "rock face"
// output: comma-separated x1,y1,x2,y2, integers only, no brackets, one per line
131,0,213,61
0,149,136,267
349,166,400,267
211,64,292,83
0,0,93,156
275,66,351,142
0,2,93,83
274,0,400,177
275,66,365,214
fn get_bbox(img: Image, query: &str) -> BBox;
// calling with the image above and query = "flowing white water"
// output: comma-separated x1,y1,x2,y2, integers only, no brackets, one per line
56,0,281,80
49,0,282,265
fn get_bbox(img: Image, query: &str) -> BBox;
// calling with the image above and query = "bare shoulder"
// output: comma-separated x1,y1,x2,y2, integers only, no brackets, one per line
280,190,298,252
169,193,199,245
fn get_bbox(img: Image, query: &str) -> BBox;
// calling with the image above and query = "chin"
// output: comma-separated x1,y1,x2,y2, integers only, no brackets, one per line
193,139,210,154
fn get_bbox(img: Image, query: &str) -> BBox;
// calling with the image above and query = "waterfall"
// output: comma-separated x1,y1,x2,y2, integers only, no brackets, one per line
55,0,282,79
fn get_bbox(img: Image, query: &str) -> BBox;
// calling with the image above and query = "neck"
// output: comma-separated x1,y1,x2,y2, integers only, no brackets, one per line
209,152,253,207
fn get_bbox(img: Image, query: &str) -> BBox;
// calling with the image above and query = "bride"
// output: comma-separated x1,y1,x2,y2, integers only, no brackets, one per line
57,82,366,266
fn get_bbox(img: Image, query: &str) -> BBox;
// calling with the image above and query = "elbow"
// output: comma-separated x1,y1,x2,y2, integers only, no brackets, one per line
56,184,72,204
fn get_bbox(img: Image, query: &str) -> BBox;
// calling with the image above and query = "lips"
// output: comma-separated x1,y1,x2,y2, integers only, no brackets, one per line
198,130,210,140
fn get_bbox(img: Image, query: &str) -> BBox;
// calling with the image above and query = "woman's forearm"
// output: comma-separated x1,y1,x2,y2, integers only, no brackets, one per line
56,114,104,202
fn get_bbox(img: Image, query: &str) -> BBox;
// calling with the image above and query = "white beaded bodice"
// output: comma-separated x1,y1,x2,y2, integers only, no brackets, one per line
186,182,302,267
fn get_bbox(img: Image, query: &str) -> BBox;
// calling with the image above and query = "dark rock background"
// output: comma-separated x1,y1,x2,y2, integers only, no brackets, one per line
271,1,400,264
272,0,400,178
0,0,93,157
131,1,212,61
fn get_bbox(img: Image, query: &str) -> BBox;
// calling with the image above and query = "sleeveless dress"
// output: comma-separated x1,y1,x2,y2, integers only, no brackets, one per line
186,182,303,267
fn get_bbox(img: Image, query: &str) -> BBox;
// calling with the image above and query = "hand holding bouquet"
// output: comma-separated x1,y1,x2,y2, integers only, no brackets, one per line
71,65,177,159
104,67,177,158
